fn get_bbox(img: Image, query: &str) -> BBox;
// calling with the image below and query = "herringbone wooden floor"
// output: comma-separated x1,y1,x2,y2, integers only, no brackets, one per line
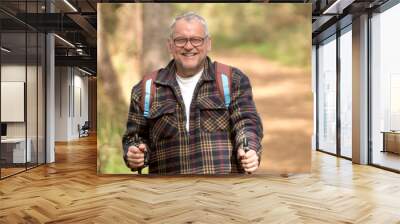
1,135,400,224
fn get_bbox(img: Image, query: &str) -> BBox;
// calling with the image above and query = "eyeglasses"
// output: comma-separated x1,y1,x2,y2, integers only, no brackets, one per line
173,36,207,47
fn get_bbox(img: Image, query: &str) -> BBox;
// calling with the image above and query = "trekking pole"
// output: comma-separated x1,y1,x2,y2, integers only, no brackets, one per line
242,138,252,174
133,134,148,175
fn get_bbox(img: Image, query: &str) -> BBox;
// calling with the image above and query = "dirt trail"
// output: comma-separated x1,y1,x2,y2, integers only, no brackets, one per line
214,54,313,174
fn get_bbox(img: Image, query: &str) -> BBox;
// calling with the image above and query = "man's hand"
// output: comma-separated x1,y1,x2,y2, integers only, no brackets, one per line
126,144,147,168
237,148,259,173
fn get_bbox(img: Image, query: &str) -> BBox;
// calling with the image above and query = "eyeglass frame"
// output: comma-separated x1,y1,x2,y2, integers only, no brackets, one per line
171,35,209,48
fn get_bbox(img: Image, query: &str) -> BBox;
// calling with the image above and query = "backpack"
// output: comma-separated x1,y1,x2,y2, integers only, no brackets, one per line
141,61,232,118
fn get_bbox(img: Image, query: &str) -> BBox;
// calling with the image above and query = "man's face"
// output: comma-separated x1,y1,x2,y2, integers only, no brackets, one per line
168,19,211,76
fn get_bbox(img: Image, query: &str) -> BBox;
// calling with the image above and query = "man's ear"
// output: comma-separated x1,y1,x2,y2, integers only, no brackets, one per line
167,39,173,54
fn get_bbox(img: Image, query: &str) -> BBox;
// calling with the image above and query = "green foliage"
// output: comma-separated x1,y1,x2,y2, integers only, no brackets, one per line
98,79,149,174
170,3,310,67
98,78,128,173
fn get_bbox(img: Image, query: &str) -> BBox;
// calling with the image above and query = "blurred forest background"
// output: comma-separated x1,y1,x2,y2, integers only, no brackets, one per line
98,3,312,174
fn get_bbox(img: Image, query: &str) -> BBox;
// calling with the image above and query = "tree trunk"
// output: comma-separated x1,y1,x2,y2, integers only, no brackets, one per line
141,4,172,75
98,4,126,109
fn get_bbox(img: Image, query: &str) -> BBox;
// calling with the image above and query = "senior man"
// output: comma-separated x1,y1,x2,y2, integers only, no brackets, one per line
122,12,263,174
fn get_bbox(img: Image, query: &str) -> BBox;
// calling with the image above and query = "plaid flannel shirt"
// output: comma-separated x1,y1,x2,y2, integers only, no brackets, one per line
122,57,263,174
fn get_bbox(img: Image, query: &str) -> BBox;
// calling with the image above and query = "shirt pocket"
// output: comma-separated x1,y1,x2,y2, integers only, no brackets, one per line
148,101,178,141
198,95,230,132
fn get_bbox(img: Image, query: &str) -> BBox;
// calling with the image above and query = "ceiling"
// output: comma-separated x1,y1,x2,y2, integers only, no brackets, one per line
0,0,394,75
311,0,389,43
0,0,97,74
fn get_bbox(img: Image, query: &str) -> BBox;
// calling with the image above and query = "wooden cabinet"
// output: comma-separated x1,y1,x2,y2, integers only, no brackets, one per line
382,132,400,154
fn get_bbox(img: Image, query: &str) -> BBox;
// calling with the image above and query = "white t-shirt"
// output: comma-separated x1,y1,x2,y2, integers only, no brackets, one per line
176,69,203,132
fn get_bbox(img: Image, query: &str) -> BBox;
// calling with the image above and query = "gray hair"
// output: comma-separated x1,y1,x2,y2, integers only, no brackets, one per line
169,12,209,39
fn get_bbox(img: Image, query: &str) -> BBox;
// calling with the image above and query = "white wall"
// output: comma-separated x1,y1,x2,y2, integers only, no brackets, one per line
1,65,26,139
55,67,89,141
1,63,46,164
1,65,35,136
1,82,25,122
55,66,69,141
1,65,26,81
73,72,89,137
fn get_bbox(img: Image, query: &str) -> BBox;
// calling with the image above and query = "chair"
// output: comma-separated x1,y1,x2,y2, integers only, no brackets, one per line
79,121,90,138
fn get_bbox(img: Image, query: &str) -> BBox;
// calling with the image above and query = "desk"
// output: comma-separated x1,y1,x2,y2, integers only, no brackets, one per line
1,138,31,163
382,131,400,154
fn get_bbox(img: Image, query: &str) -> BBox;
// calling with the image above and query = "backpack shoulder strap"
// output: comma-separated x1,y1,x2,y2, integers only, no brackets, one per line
141,70,158,118
214,61,233,108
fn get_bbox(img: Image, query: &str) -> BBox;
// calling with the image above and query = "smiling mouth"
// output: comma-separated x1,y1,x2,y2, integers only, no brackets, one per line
181,52,197,57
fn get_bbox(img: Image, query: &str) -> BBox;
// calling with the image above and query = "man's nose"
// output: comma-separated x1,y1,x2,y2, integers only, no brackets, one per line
183,40,194,50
